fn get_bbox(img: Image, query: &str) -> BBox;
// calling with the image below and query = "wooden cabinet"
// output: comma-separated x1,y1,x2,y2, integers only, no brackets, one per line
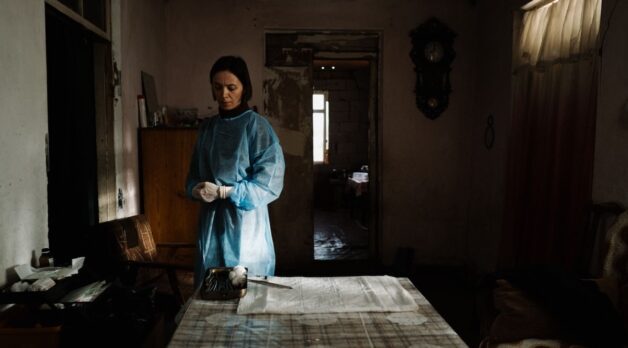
139,128,199,244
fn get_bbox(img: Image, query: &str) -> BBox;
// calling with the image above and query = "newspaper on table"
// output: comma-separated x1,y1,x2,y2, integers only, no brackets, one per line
237,275,419,314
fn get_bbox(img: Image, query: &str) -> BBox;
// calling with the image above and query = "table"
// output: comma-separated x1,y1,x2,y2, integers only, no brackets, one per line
346,177,368,197
168,277,467,347
346,178,369,227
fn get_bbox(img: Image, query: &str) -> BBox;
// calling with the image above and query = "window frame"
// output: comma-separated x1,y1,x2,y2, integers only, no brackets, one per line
46,0,110,41
312,90,330,164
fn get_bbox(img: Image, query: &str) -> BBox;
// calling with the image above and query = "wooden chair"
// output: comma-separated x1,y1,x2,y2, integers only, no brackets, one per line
86,215,195,306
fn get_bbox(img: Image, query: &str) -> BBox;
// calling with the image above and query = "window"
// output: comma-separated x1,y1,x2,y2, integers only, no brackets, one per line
312,91,329,164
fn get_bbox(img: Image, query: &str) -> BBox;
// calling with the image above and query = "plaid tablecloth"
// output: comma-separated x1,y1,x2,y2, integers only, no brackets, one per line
168,277,467,347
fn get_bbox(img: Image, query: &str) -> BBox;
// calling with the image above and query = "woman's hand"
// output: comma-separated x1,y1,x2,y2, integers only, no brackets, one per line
192,182,220,203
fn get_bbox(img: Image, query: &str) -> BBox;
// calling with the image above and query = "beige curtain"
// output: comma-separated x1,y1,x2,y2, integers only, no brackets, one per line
517,0,600,66
501,0,601,272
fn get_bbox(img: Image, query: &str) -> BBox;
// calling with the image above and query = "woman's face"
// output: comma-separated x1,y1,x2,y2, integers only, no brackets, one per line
212,70,244,110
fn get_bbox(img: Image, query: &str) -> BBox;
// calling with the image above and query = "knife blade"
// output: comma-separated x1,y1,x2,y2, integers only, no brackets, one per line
248,279,293,289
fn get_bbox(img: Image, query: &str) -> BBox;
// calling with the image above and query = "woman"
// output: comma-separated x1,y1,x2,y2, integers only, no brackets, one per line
186,56,285,286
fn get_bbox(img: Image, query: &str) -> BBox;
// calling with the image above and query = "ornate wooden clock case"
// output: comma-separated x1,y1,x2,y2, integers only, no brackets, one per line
409,18,456,120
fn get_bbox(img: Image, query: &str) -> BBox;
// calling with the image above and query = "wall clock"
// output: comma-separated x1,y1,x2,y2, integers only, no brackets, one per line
409,18,456,120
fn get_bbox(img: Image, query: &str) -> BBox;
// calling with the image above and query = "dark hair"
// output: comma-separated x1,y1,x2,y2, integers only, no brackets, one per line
209,56,252,102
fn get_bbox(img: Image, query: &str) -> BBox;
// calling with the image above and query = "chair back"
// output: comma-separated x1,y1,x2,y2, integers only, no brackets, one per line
104,215,157,262
582,202,624,277
604,210,628,285
85,215,156,280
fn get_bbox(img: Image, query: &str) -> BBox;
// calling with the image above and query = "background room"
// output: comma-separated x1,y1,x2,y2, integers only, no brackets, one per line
2,0,628,346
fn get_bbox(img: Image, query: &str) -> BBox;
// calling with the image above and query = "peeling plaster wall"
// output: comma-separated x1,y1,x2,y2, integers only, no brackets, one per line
263,65,314,269
0,0,48,286
119,0,167,217
165,0,479,267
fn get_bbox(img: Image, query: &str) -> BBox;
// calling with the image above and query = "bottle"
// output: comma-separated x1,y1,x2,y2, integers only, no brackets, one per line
39,248,52,268
161,106,168,126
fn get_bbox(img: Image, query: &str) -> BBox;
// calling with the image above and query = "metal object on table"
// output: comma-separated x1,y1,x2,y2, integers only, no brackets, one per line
201,267,247,300
248,279,293,289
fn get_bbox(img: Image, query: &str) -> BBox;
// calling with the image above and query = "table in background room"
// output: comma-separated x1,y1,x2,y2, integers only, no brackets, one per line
345,175,369,228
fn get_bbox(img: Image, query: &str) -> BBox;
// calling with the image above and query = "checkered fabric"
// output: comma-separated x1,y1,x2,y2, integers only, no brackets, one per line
111,215,157,262
168,278,467,347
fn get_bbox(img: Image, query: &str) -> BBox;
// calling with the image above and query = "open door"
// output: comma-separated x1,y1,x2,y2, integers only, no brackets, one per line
46,3,115,264
46,6,99,264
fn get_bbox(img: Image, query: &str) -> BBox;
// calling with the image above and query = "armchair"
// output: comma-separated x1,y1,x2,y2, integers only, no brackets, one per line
478,202,628,348
85,215,195,306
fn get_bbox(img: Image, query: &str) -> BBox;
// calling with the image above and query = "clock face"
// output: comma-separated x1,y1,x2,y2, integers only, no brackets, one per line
424,41,444,63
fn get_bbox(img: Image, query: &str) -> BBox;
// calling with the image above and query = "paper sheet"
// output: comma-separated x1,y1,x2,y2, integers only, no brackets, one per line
237,275,418,314
14,257,85,280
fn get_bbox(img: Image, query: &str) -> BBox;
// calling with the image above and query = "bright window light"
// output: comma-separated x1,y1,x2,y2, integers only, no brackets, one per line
313,112,325,162
312,91,329,164
313,94,325,110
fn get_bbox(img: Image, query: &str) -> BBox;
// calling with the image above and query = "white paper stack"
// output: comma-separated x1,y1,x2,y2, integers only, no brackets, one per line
237,275,418,314
14,256,85,281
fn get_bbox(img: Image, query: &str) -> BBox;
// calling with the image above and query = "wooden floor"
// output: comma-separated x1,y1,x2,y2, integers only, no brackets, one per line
314,208,369,260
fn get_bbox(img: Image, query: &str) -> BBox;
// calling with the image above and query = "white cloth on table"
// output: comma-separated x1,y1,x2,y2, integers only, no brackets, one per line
237,275,418,314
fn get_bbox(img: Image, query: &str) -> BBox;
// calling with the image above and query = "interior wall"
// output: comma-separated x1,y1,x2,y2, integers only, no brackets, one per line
466,0,628,275
165,0,479,266
0,0,48,286
119,0,167,216
2,0,619,286
465,0,515,274
593,0,628,207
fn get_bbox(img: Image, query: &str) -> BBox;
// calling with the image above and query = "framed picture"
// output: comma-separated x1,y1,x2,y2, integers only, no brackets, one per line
141,71,159,125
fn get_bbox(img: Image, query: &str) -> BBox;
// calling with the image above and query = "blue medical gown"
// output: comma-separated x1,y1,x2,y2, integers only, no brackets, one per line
186,110,285,286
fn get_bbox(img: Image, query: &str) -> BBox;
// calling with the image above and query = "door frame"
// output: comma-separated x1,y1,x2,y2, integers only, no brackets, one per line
264,30,383,270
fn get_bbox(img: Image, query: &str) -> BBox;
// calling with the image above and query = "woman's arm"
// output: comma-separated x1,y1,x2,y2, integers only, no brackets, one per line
229,117,285,210
185,120,210,200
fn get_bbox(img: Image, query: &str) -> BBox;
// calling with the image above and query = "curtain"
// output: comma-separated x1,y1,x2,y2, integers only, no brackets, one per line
500,0,601,272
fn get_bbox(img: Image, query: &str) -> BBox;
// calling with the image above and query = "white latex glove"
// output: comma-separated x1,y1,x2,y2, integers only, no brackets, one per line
219,185,234,199
192,182,219,203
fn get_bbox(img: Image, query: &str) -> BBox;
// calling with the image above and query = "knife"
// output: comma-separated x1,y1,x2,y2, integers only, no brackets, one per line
248,279,293,289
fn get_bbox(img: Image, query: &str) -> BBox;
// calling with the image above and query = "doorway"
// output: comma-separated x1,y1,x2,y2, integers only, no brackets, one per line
312,59,372,260
263,31,380,269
